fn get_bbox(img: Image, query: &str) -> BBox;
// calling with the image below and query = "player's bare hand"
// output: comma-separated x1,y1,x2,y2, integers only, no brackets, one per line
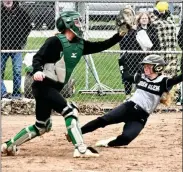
33,71,45,81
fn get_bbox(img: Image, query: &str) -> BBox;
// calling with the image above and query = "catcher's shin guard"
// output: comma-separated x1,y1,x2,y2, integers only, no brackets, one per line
62,102,87,153
63,102,99,158
1,118,52,155
35,118,52,135
1,125,39,155
65,117,100,158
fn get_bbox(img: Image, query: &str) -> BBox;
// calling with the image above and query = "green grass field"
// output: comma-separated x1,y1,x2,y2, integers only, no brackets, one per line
4,37,126,103
4,37,120,79
3,36,182,103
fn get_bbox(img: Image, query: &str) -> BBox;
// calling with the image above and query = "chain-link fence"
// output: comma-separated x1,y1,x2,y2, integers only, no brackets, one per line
1,0,183,108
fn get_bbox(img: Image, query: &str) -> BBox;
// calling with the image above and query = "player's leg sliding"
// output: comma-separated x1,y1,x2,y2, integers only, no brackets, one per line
63,102,99,158
96,121,145,147
1,118,52,156
95,134,134,147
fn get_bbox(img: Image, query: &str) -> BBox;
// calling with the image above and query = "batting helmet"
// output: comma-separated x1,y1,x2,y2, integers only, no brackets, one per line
140,54,166,73
56,11,83,37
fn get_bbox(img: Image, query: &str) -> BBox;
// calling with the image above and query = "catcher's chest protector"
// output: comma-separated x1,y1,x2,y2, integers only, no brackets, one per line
56,34,84,83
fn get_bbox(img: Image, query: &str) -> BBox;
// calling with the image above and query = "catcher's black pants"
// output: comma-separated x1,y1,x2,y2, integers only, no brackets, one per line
32,80,66,122
81,101,149,147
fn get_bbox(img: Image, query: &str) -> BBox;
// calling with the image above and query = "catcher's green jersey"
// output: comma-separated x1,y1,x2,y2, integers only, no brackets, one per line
56,34,84,84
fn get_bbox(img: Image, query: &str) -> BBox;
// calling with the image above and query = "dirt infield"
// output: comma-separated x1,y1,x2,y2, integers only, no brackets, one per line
1,113,182,172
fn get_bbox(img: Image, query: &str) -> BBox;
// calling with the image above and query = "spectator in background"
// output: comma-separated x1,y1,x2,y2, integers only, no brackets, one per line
136,12,160,51
118,9,160,101
152,1,180,104
118,5,143,101
1,0,32,99
177,19,183,73
177,19,183,106
152,1,178,76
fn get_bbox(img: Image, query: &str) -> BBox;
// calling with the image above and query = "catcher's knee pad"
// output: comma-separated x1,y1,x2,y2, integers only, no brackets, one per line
35,118,52,135
62,102,79,119
4,125,39,149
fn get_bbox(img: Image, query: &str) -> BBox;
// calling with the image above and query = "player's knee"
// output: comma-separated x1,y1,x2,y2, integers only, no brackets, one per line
63,102,79,131
62,102,79,120
35,118,52,135
97,117,108,128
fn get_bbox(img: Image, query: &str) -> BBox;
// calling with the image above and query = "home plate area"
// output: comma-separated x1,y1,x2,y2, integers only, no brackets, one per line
1,113,182,172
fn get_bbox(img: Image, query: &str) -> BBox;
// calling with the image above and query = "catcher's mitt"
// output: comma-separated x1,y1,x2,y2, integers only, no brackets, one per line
116,5,135,36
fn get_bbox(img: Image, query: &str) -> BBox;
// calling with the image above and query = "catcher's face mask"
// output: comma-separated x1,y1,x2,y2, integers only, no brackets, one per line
56,11,84,38
71,17,84,37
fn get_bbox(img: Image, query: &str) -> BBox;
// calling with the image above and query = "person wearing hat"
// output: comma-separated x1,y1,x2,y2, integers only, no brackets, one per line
152,1,179,105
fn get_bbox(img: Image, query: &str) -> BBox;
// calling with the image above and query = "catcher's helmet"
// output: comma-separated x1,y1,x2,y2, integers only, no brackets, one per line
140,54,166,73
56,11,83,37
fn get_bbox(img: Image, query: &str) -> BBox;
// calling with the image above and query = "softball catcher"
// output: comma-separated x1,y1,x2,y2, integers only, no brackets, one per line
1,10,132,157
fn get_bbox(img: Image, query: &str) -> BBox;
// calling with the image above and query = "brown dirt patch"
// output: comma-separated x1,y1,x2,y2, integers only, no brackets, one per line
1,113,182,172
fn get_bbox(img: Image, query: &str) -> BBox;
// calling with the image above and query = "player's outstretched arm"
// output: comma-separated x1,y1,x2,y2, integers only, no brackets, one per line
166,73,183,88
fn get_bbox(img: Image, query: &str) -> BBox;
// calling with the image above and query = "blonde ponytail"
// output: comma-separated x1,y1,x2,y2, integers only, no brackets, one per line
160,87,176,106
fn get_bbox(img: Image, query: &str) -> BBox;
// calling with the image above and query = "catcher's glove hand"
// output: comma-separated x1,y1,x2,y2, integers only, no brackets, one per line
116,5,135,36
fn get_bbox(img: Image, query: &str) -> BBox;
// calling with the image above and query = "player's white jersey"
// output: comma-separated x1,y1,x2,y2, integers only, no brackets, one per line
129,74,168,114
